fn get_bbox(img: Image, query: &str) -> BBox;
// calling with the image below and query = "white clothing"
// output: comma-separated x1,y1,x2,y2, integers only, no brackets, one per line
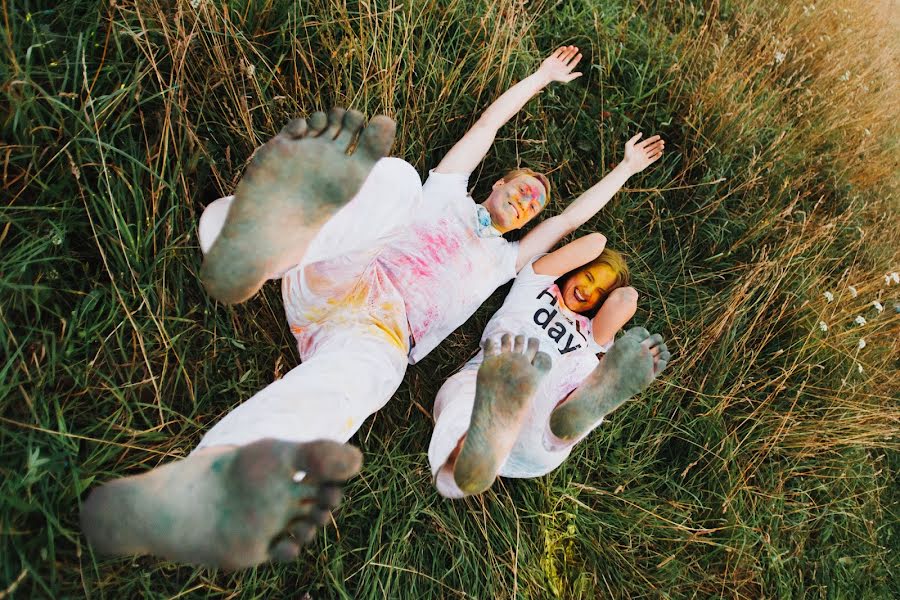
195,157,519,450
429,257,613,497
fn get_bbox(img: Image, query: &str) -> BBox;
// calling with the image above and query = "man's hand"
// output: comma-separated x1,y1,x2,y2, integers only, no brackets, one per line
621,133,665,176
536,46,583,85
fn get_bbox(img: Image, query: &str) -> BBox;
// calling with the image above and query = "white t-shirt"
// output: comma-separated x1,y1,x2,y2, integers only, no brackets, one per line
463,256,613,475
383,169,519,363
281,159,519,364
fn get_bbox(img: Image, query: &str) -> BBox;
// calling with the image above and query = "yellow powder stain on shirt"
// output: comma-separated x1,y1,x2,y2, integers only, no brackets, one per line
344,417,355,432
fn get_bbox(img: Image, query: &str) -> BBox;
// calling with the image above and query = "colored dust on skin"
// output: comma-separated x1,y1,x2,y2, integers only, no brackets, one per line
297,263,408,354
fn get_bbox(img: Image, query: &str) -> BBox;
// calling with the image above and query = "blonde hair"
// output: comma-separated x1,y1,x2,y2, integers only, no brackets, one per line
502,167,551,207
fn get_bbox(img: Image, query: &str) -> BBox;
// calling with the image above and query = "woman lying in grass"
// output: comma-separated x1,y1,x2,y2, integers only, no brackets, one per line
430,238,670,497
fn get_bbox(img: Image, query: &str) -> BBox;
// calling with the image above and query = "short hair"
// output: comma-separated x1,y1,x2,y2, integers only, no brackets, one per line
555,248,631,318
502,167,551,208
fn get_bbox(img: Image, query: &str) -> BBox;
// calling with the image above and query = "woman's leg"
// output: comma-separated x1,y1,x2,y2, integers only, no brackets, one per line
200,108,396,304
429,334,551,498
548,327,670,444
80,330,407,569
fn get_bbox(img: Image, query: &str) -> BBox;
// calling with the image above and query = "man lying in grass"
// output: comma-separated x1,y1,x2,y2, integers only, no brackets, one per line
79,46,664,570
430,240,670,497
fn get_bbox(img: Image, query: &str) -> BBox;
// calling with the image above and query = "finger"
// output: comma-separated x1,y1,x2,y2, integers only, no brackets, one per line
525,337,540,361
565,72,583,82
513,334,526,354
627,132,643,146
638,134,662,148
567,52,582,68
554,47,566,58
501,333,513,353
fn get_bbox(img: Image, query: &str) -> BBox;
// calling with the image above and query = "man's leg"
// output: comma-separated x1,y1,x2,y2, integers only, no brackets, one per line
200,108,396,304
430,334,551,498
548,327,670,444
80,332,407,569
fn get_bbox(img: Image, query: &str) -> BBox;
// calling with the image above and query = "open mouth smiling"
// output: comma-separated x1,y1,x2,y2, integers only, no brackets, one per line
573,286,587,303
507,200,520,219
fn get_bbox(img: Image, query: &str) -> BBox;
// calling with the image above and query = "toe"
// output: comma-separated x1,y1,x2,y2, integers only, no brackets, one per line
324,107,346,139
336,109,365,150
288,520,318,545
308,111,328,135
269,537,300,562
317,483,343,507
355,115,396,162
294,441,363,482
627,326,650,341
280,118,308,139
483,337,498,356
525,337,540,361
309,507,332,526
533,351,553,374
513,334,526,354
500,333,513,353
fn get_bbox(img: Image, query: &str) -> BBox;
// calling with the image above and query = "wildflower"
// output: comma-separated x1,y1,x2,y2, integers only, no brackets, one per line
190,0,201,8
890,272,900,284
857,338,866,349
839,71,850,82
864,128,872,137
848,285,858,298
872,301,884,313
774,51,786,65
854,315,867,326
823,291,834,302
857,363,864,374
818,320,828,332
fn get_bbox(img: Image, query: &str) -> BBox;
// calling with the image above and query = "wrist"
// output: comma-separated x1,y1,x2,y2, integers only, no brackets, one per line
615,160,636,178
530,71,552,89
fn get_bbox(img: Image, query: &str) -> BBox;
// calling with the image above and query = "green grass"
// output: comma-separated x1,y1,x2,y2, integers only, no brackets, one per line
2,0,898,597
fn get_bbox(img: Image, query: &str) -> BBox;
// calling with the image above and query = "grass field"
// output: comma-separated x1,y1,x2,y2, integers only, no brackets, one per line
2,0,898,597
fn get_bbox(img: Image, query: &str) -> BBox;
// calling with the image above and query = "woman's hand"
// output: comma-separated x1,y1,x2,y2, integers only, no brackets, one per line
536,46,583,84
621,133,665,175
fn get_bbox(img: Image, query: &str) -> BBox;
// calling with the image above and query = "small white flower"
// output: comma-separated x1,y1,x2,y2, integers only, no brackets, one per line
884,274,891,285
872,301,883,313
848,285,858,298
818,320,828,332
190,0,201,8
890,272,900,284
857,338,866,349
839,71,850,82
857,363,864,374
864,128,872,137
774,51,786,65
823,291,834,302
854,315,867,326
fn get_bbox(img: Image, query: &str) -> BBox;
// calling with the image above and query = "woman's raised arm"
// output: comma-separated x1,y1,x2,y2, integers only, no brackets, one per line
434,47,583,174
517,132,664,271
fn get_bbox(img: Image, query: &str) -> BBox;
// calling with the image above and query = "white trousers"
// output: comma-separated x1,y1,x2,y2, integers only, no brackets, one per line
193,158,422,451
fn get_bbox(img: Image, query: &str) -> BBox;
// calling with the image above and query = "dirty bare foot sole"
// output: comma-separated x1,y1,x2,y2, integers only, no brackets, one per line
453,334,552,495
549,327,670,442
80,439,362,569
201,108,396,304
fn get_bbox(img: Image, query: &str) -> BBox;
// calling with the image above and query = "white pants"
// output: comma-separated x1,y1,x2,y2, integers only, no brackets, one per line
193,157,422,451
428,356,587,498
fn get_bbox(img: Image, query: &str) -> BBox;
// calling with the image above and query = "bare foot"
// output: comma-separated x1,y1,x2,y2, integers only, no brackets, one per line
549,327,669,442
453,334,552,495
201,108,396,304
80,439,362,569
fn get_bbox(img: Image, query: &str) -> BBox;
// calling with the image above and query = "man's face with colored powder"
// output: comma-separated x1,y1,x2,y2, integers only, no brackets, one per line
482,174,547,233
